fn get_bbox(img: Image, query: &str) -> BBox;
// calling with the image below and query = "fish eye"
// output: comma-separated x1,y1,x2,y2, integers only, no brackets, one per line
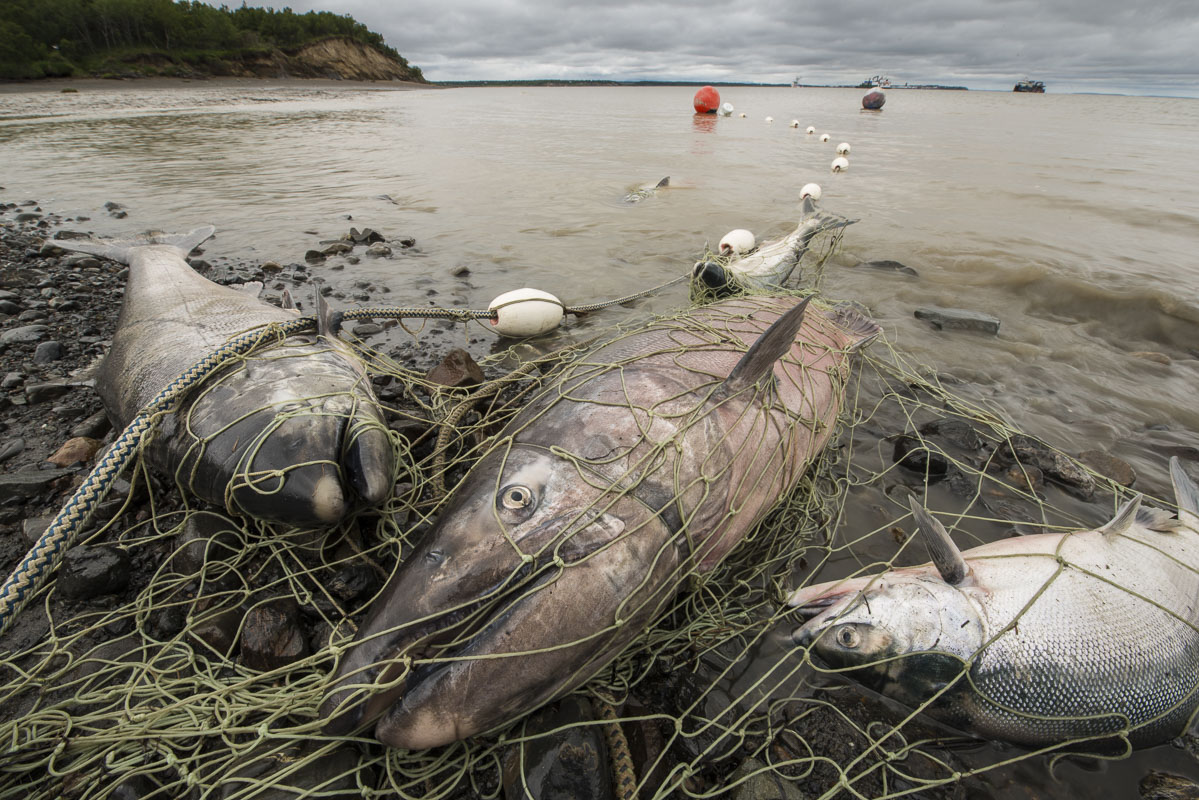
499,485,535,512
834,624,861,649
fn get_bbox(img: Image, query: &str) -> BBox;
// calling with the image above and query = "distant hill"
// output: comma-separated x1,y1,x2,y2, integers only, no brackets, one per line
0,0,423,82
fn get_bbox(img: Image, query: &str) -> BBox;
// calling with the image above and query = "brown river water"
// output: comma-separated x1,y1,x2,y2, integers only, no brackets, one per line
2,80,1198,797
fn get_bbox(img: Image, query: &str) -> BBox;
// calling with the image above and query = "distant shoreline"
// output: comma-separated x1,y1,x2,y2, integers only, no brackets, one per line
0,76,432,94
0,76,971,94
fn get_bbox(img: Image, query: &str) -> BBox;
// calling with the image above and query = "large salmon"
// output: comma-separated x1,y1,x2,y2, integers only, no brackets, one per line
57,227,394,527
322,293,879,748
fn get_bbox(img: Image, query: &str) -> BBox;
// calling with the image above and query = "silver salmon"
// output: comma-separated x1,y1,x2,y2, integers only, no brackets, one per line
322,293,879,749
790,458,1199,749
58,227,394,527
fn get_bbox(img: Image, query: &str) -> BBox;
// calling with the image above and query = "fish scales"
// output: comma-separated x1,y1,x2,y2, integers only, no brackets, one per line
791,468,1199,749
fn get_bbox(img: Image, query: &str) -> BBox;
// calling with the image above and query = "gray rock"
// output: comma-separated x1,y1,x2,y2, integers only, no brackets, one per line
241,597,309,671
58,545,132,599
365,243,392,257
25,382,74,404
1078,449,1137,487
914,306,1000,335
219,744,361,800
63,253,101,269
21,515,55,547
71,410,112,439
170,513,244,575
0,290,18,302
322,242,354,256
1,324,50,343
15,212,42,222
303,250,326,263
426,348,484,388
33,340,63,364
501,697,611,800
0,467,73,504
0,437,25,462
0,300,21,315
1001,434,1095,497
351,322,383,337
1,372,23,390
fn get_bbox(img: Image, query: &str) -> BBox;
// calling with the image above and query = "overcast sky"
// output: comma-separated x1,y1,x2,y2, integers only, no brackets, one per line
283,0,1198,96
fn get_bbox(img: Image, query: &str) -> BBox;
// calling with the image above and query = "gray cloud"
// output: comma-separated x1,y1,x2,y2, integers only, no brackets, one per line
282,0,1199,95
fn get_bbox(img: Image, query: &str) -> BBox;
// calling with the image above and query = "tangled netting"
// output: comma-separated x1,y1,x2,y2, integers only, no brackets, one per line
0,239,1190,800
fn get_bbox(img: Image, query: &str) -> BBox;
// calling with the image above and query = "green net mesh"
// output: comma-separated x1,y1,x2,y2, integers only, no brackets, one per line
0,230,1191,800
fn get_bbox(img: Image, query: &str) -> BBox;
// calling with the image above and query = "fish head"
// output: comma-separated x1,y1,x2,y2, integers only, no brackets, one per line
321,441,679,748
162,337,395,527
789,568,984,707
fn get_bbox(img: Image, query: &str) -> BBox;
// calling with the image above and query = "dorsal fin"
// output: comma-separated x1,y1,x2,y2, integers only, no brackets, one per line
280,288,296,311
232,281,263,298
655,176,670,188
909,497,970,586
1099,494,1142,538
315,291,334,338
719,296,811,396
1171,457,1199,528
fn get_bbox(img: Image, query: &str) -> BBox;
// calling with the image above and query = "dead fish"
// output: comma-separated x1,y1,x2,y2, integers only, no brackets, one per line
789,458,1199,750
622,176,670,203
693,195,856,294
56,227,394,527
322,293,880,748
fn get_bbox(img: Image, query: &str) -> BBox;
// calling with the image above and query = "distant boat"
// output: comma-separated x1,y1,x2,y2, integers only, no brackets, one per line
792,75,800,88
1013,78,1045,93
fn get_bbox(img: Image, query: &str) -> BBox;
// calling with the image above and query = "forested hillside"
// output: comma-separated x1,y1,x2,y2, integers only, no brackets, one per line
0,0,423,81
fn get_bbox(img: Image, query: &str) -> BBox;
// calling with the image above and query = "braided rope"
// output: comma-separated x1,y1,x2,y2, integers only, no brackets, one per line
0,316,317,639
597,700,639,800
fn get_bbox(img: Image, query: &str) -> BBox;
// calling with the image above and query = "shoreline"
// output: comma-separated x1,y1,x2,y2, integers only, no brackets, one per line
0,76,434,95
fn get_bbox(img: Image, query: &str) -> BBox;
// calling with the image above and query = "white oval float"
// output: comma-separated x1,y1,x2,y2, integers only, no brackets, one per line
719,229,756,256
800,183,823,200
836,142,851,155
720,102,734,116
831,157,850,173
489,288,565,337
820,133,830,142
806,126,816,134
765,116,774,123
789,119,800,128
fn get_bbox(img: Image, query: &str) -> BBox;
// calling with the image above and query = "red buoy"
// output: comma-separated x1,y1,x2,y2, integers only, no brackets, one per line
693,85,720,114
862,90,886,110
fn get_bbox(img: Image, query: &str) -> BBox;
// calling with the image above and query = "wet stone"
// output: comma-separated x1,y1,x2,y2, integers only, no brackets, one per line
913,306,1001,335
328,565,379,603
22,515,55,547
891,434,949,481
1078,449,1137,487
304,249,326,263
33,340,63,364
727,758,806,800
918,418,985,451
0,467,73,504
171,513,243,575
241,597,309,671
1000,434,1095,497
0,437,24,462
191,605,243,659
1141,771,1199,800
220,743,361,800
322,242,353,256
502,696,611,800
0,300,20,315
62,253,101,269
59,545,132,599
348,226,385,244
1,373,23,391
25,382,74,404
365,243,392,257
426,347,484,388
1,324,50,343
858,259,919,277
71,410,112,439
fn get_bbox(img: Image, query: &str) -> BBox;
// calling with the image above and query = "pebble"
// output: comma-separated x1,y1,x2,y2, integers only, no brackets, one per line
914,306,1001,335
426,348,484,388
303,250,326,263
347,226,385,244
1141,771,1199,800
1000,434,1095,497
365,243,392,257
58,545,132,599
33,340,63,364
1,372,23,390
21,515,55,547
322,242,353,256
25,382,74,404
190,605,243,658
1077,449,1137,487
351,322,383,337
71,410,112,439
46,436,101,467
0,300,20,315
1,324,50,343
0,437,25,462
240,597,309,671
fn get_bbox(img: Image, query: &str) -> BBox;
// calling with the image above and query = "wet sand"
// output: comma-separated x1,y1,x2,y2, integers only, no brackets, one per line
0,76,433,95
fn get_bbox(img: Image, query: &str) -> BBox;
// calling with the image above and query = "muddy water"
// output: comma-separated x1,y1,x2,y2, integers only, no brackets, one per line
2,80,1198,795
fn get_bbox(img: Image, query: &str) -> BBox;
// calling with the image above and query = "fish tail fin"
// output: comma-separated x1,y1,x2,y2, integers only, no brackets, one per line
655,176,670,188
829,301,882,350
53,225,216,265
800,195,857,235
1171,456,1199,529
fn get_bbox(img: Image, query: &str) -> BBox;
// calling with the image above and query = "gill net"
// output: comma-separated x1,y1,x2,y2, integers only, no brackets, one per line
0,233,1190,800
